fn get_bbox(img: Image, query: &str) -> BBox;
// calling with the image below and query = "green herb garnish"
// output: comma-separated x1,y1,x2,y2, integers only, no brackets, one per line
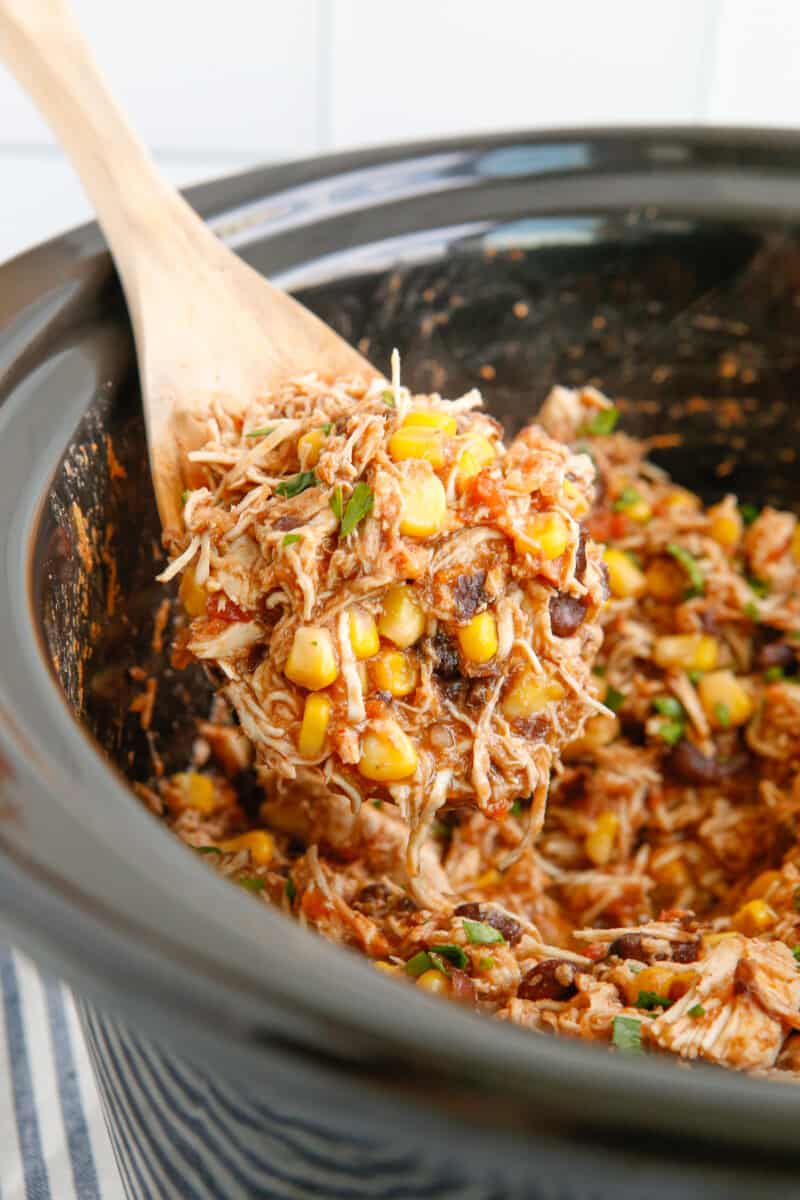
382,388,396,408
747,576,769,598
181,490,190,505
613,487,642,512
592,664,607,677
463,918,505,946
740,503,759,525
275,469,318,499
478,956,496,972
612,1015,643,1054
510,798,525,817
246,426,275,438
339,482,375,538
581,407,619,437
658,721,684,746
605,686,625,714
636,990,672,1011
197,845,222,856
666,543,705,597
372,798,383,808
405,951,433,977
688,1003,706,1018
431,943,470,968
764,666,785,683
282,533,301,547
793,946,800,965
330,485,344,522
653,695,685,721
744,601,761,622
239,876,265,893
715,702,731,727
321,422,333,435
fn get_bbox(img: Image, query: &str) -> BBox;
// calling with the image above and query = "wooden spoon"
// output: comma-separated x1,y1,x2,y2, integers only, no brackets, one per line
0,0,376,532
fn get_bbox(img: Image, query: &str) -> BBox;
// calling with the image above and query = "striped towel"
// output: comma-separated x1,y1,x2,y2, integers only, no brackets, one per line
0,946,121,1199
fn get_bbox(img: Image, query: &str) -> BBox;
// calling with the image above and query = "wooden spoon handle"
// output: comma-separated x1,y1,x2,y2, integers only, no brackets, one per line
0,0,216,305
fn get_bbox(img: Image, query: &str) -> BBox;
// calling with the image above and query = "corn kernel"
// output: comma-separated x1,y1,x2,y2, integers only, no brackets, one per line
562,478,590,518
456,611,498,664
285,626,339,690
603,548,646,598
654,857,691,890
744,870,782,903
378,585,425,648
456,435,497,488
661,488,701,514
645,558,685,602
732,898,777,936
514,512,570,560
502,671,565,721
566,713,620,756
178,567,206,618
397,465,447,537
416,969,450,995
220,830,275,866
370,649,419,697
585,811,619,866
172,772,217,814
373,960,401,975
792,525,800,566
622,964,675,1006
697,669,753,728
653,633,719,673
708,504,742,550
389,425,446,468
473,868,501,889
297,427,327,468
358,721,418,782
298,692,333,757
403,409,458,436
703,931,739,949
348,608,380,659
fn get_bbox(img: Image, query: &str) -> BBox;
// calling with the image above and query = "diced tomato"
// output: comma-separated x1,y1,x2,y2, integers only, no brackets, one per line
301,887,332,921
610,512,629,539
206,593,252,622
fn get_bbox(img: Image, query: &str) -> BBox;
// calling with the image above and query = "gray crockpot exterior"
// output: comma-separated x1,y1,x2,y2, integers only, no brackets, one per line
3,130,800,1197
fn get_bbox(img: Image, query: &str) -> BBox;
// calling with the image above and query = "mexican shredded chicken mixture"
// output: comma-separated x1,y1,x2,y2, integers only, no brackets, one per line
154,371,800,1080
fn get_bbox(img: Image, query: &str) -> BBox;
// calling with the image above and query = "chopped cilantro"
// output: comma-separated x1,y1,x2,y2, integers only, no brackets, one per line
510,798,524,816
612,1015,643,1054
282,533,301,547
246,425,275,438
764,665,785,683
688,670,703,685
605,686,625,713
714,702,731,727
339,482,375,537
636,990,672,1011
275,469,318,499
793,946,800,965
180,490,190,505
321,422,333,435
463,918,505,946
431,943,469,969
285,874,296,902
688,1003,706,1018
382,388,396,407
747,576,769,598
744,601,761,622
372,798,383,808
238,876,265,893
581,406,619,437
653,695,684,720
613,486,642,512
658,720,684,746
592,664,607,677
405,951,433,977
196,845,222,856
330,485,344,521
739,503,759,525
666,543,705,597
478,956,496,972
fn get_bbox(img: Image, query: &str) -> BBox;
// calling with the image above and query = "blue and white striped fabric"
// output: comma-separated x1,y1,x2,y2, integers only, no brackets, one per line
0,947,121,1199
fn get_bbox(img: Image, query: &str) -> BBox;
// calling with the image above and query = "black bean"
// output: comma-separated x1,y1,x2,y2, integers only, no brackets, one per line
574,530,588,581
467,679,494,708
671,940,700,964
607,934,649,962
549,592,588,637
454,902,523,945
454,571,488,621
274,515,300,531
518,959,577,1001
431,630,461,679
755,640,795,672
667,740,724,786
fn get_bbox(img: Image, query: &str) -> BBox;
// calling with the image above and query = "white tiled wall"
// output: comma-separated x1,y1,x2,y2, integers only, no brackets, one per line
0,0,799,263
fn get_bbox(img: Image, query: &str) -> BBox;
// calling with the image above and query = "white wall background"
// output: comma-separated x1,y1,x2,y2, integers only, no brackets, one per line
0,0,798,262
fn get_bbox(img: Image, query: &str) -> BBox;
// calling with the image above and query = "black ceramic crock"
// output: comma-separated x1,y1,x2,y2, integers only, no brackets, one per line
2,129,800,1199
